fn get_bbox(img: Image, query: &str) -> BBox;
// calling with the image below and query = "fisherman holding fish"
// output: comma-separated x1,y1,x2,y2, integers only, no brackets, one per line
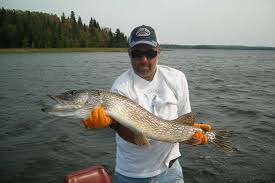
84,25,209,183
43,25,232,182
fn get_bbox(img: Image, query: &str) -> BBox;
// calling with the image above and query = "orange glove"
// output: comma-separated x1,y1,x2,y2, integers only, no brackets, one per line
191,131,208,145
193,123,212,131
82,105,113,129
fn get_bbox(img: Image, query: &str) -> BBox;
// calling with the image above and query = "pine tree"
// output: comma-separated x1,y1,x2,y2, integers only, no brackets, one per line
0,8,128,48
77,16,83,29
61,12,65,24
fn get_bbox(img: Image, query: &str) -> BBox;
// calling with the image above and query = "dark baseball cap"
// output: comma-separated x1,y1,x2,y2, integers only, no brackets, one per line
128,25,159,48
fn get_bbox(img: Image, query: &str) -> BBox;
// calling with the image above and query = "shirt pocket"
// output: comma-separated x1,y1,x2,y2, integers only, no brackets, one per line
153,96,178,120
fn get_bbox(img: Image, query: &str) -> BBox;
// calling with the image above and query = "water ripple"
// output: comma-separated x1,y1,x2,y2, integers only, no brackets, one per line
0,50,275,182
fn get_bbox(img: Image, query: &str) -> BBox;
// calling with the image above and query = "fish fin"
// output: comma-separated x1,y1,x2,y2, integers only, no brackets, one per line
211,130,234,154
134,132,151,147
180,138,200,145
172,112,197,126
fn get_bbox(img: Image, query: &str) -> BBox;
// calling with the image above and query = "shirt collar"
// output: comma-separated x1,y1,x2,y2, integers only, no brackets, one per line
131,66,159,90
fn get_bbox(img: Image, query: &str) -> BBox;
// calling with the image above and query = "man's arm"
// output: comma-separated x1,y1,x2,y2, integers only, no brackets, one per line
109,120,136,144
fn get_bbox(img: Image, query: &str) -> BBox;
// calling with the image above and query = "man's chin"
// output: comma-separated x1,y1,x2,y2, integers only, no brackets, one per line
136,71,152,79
137,67,149,73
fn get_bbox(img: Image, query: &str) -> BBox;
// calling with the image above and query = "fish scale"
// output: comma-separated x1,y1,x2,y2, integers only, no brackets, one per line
101,91,203,142
42,89,233,153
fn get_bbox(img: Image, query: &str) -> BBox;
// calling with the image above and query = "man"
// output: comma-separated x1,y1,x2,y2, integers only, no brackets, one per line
111,25,188,183
83,25,209,182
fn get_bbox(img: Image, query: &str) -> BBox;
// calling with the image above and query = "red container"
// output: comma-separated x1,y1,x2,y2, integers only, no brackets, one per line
64,165,112,183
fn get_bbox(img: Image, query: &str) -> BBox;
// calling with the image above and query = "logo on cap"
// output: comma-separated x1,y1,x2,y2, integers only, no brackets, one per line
136,28,150,37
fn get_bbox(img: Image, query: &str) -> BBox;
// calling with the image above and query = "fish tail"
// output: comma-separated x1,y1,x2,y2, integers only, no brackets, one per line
210,130,234,154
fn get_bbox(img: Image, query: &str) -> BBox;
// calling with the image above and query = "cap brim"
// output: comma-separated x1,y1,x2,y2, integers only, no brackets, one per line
129,40,158,48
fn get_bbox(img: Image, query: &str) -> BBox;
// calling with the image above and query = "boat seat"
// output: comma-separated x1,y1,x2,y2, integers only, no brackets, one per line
64,165,112,183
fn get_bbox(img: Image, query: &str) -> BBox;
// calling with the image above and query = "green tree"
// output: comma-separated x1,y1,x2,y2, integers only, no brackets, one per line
77,16,83,28
0,8,128,48
61,12,65,23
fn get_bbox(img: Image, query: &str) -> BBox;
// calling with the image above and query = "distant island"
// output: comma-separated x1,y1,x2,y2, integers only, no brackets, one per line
160,44,275,51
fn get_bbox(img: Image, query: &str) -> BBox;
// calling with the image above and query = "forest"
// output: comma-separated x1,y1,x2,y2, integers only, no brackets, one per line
0,8,128,48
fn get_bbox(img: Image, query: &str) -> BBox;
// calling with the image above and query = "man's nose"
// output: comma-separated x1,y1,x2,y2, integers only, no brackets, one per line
139,55,149,63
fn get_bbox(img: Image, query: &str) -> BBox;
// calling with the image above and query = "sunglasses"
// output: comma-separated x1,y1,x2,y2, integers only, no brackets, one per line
130,50,158,59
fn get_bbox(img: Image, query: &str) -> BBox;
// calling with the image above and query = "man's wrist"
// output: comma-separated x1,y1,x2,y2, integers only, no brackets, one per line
109,122,120,131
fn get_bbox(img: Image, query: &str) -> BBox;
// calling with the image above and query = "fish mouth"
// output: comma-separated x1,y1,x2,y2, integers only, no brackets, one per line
41,95,78,113
47,95,65,104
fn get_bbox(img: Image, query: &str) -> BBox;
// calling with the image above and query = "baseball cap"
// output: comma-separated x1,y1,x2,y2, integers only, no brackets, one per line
128,25,159,48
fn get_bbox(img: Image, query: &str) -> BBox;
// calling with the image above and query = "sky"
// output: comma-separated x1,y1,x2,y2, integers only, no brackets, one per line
1,0,275,47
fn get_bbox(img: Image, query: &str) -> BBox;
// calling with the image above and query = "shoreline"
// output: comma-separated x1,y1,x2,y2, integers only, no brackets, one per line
1,46,274,54
0,48,128,53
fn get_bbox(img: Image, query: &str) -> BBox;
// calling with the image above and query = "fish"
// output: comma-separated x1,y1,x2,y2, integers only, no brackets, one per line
42,89,233,153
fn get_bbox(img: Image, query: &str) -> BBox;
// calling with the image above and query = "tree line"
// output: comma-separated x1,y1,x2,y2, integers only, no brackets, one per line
0,8,128,48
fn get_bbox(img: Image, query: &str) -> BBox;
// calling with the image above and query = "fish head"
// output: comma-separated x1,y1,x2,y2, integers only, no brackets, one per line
42,89,101,119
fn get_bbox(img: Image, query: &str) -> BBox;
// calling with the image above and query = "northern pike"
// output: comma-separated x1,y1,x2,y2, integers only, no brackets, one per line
42,89,233,153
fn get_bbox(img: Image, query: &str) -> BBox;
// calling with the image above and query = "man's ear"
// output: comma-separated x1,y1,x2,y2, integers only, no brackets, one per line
128,49,131,57
157,48,161,58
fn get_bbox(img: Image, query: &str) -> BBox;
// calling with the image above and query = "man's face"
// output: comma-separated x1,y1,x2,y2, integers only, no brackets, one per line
128,44,160,81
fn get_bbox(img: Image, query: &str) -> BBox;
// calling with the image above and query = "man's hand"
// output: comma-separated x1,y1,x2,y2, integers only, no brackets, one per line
191,131,208,145
193,123,212,131
82,105,113,129
190,123,212,145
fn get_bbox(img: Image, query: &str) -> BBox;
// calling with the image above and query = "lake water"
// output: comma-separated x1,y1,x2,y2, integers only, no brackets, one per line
0,49,274,183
